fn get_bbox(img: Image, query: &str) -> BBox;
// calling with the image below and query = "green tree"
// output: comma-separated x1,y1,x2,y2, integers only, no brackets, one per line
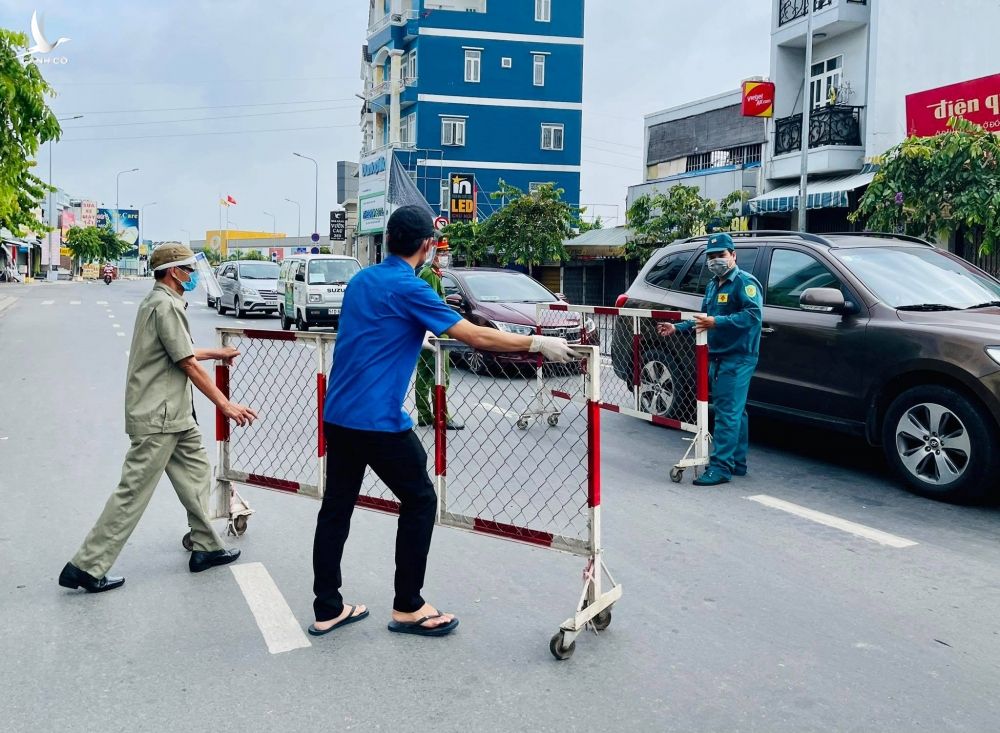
319,246,331,254
576,214,604,234
202,247,222,266
624,185,745,262
237,249,267,261
852,117,1000,252
97,227,131,261
478,181,573,269
0,29,61,237
440,220,484,266
64,226,102,264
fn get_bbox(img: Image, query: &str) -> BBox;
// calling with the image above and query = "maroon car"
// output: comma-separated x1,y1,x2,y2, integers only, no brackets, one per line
439,267,597,374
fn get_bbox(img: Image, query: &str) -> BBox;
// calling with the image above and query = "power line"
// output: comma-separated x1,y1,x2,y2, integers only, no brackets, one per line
61,123,357,143
583,135,641,150
583,143,641,159
583,158,638,172
54,75,358,87
70,104,357,130
55,97,359,116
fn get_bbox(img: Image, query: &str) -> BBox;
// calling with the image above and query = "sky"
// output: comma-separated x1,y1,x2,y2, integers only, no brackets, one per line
1,0,771,241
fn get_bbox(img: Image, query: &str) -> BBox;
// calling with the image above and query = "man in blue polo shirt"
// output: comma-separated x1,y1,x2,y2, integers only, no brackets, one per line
309,205,575,638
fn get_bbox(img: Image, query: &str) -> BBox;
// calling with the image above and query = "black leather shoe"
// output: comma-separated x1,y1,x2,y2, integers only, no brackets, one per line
446,421,464,431
189,548,241,573
58,562,125,593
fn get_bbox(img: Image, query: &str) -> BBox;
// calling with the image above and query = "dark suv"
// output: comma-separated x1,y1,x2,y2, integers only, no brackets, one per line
614,231,1000,501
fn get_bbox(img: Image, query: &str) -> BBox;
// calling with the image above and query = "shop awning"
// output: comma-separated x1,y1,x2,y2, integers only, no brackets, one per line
749,170,876,214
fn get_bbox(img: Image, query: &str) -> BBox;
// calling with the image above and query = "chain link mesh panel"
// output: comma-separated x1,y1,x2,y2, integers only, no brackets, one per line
538,306,702,431
437,345,592,555
219,330,328,497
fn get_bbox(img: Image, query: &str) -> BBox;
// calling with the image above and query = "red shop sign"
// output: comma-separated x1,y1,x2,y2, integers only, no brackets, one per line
905,73,1000,137
741,80,775,118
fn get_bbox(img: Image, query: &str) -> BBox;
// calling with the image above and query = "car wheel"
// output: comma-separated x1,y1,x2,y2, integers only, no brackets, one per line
235,297,246,318
637,348,694,421
206,296,214,308
216,296,228,315
279,307,291,331
295,310,310,332
882,385,999,502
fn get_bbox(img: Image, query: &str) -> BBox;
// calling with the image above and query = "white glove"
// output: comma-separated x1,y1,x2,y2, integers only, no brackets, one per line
529,335,575,363
422,331,435,351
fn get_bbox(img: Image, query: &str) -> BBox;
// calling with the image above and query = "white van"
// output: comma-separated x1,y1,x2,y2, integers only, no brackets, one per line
277,254,362,331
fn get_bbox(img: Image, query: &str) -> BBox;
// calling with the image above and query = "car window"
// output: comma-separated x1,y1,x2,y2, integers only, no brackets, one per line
766,249,842,309
308,259,360,285
440,274,460,297
644,252,690,290
462,272,557,303
678,247,759,295
239,262,279,280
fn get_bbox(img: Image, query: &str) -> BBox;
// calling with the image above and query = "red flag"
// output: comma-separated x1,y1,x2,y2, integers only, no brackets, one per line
226,195,238,205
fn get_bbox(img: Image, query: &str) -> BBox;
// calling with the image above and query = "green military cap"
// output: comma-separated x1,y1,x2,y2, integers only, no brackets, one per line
150,243,197,271
705,232,735,254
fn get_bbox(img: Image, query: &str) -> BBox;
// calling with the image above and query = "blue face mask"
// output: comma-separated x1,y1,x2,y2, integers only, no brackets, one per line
177,269,199,292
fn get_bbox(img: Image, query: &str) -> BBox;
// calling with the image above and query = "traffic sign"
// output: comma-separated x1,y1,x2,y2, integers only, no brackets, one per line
434,216,449,231
310,246,320,254
330,211,347,241
311,232,320,243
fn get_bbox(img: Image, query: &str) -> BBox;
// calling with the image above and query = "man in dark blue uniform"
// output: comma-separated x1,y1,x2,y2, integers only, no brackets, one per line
658,232,763,486
309,205,575,638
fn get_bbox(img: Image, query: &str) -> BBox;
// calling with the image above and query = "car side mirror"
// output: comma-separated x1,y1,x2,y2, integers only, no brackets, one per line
445,293,466,311
800,287,847,314
295,272,305,283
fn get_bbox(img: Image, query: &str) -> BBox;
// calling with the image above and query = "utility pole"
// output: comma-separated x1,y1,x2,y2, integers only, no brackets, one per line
797,4,815,232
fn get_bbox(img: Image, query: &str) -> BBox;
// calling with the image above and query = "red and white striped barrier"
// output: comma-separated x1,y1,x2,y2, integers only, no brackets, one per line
537,304,711,482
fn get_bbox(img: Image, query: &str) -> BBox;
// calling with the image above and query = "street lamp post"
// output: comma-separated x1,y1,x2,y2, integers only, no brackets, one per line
284,198,301,237
797,8,818,233
263,210,276,234
47,115,83,278
293,152,319,236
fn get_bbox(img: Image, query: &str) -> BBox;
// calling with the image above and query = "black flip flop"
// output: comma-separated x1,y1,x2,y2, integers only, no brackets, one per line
308,605,369,636
387,613,460,637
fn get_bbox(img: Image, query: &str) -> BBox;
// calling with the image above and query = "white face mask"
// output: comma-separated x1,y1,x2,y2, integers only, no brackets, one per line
707,257,732,278
438,254,451,269
423,240,437,268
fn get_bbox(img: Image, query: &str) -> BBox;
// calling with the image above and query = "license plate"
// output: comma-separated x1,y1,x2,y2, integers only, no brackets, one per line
327,308,340,315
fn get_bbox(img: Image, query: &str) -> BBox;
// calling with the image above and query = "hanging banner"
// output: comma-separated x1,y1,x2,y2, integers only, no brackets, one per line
358,151,388,235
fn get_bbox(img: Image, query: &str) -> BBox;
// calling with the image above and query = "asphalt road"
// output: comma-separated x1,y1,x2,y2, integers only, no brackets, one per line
2,279,1000,733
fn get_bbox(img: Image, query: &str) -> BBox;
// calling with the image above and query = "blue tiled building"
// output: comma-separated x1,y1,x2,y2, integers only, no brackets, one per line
358,0,584,258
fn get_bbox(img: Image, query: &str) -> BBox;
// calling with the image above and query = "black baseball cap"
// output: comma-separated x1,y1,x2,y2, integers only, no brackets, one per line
387,205,436,243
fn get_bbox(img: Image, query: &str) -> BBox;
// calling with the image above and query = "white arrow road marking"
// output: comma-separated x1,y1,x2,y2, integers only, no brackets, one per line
230,563,311,655
96,300,108,305
70,301,81,305
41,300,54,305
746,495,918,548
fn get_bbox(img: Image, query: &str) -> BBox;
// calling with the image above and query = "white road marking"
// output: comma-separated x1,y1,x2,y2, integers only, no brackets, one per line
108,315,115,319
122,300,134,304
478,401,521,420
746,495,918,548
116,332,125,337
230,563,311,655
96,300,108,305
41,300,54,305
70,301,81,305
112,324,121,329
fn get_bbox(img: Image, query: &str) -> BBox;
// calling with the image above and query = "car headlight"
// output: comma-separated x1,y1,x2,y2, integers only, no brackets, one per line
241,287,258,298
493,321,535,336
308,293,322,303
987,346,1000,367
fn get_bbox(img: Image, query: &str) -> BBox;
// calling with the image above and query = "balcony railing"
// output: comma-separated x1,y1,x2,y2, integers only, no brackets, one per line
778,0,866,26
774,105,863,155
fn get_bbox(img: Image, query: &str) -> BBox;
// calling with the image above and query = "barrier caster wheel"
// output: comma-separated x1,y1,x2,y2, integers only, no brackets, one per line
516,418,529,430
592,609,612,631
549,631,576,661
182,532,193,552
547,414,559,428
670,467,684,483
233,514,249,536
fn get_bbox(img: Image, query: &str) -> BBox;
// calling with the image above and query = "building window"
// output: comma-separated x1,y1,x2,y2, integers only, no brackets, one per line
427,0,486,11
685,144,761,172
540,123,564,151
464,49,481,83
401,113,416,146
528,181,554,194
440,179,450,212
501,56,512,69
533,54,546,86
810,55,843,109
535,0,551,22
441,117,466,146
404,49,417,82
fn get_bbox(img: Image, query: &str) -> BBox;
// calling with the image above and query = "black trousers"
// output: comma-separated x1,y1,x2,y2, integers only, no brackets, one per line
312,423,437,622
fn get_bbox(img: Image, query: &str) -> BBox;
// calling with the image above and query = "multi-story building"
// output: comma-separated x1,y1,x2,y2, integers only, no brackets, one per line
358,0,584,261
627,89,766,214
752,0,1000,235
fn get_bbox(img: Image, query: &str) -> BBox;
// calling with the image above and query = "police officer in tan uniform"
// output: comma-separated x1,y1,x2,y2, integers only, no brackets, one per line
59,244,258,593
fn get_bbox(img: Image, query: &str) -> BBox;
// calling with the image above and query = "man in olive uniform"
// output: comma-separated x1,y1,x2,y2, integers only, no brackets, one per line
414,239,462,430
658,232,763,486
59,244,259,593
